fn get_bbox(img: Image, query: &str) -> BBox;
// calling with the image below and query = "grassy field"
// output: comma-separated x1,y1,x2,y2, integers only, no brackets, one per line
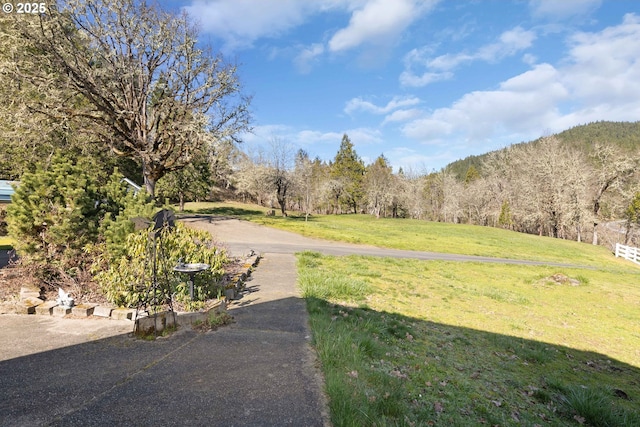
183,202,640,425
298,253,640,426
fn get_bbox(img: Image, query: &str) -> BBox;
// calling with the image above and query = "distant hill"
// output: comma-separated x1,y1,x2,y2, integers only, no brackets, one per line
446,121,640,180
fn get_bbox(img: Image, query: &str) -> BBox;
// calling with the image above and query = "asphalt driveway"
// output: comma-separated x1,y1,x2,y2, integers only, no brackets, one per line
0,251,330,426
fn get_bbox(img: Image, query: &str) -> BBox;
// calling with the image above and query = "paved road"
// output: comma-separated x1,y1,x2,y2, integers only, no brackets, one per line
182,216,591,268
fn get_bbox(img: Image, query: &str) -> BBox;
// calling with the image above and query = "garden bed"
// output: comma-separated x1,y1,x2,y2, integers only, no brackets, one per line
0,253,260,313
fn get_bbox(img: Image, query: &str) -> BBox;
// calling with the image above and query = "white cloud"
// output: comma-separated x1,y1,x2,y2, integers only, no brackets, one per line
185,0,438,72
240,124,296,145
402,116,456,142
381,109,423,126
341,127,384,145
296,130,344,145
344,96,420,115
399,70,453,87
529,0,602,20
402,63,567,144
402,46,434,67
482,27,537,60
432,27,537,69
184,0,315,50
563,13,640,106
328,0,435,52
293,43,325,74
244,124,383,151
401,26,537,87
400,13,640,149
522,53,538,65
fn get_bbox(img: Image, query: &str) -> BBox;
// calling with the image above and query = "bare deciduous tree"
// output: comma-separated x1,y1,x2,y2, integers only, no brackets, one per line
395,170,428,220
293,150,323,222
266,138,295,217
364,155,394,218
589,143,637,245
234,153,272,206
9,0,251,196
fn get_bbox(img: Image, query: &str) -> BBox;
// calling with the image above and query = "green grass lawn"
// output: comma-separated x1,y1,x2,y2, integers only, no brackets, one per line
298,252,640,426
183,202,640,425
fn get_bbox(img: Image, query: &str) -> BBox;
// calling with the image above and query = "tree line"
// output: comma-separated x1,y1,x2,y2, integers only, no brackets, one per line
228,130,640,248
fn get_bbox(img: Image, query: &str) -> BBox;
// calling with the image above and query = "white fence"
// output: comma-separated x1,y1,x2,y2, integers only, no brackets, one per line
615,243,640,265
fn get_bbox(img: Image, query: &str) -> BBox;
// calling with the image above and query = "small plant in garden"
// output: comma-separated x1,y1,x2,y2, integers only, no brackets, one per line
208,311,234,329
138,324,178,341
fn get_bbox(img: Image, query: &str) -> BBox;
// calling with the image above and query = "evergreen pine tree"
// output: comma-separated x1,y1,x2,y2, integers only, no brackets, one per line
498,200,513,229
624,192,640,244
330,134,365,213
6,155,100,276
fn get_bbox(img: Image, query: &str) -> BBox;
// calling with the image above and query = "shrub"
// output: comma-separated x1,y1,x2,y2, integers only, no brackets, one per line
94,222,228,308
97,169,156,261
6,155,100,280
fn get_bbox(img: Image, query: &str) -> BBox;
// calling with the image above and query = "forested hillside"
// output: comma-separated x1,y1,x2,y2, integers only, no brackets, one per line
447,121,640,180
558,121,640,152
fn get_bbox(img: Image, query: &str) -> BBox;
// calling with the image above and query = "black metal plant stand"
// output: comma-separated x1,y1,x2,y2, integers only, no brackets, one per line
133,209,176,336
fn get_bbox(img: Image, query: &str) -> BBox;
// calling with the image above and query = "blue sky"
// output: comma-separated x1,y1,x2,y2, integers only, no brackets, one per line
172,0,640,172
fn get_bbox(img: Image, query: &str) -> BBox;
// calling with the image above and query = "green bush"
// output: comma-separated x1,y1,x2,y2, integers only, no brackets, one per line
97,169,156,261
94,222,228,308
6,155,100,278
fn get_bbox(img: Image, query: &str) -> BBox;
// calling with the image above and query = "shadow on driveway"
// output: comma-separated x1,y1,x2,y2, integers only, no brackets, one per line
0,298,327,426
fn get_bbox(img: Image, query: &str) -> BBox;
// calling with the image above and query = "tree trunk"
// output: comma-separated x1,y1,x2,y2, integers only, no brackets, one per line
277,191,287,217
144,175,156,199
142,159,159,199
